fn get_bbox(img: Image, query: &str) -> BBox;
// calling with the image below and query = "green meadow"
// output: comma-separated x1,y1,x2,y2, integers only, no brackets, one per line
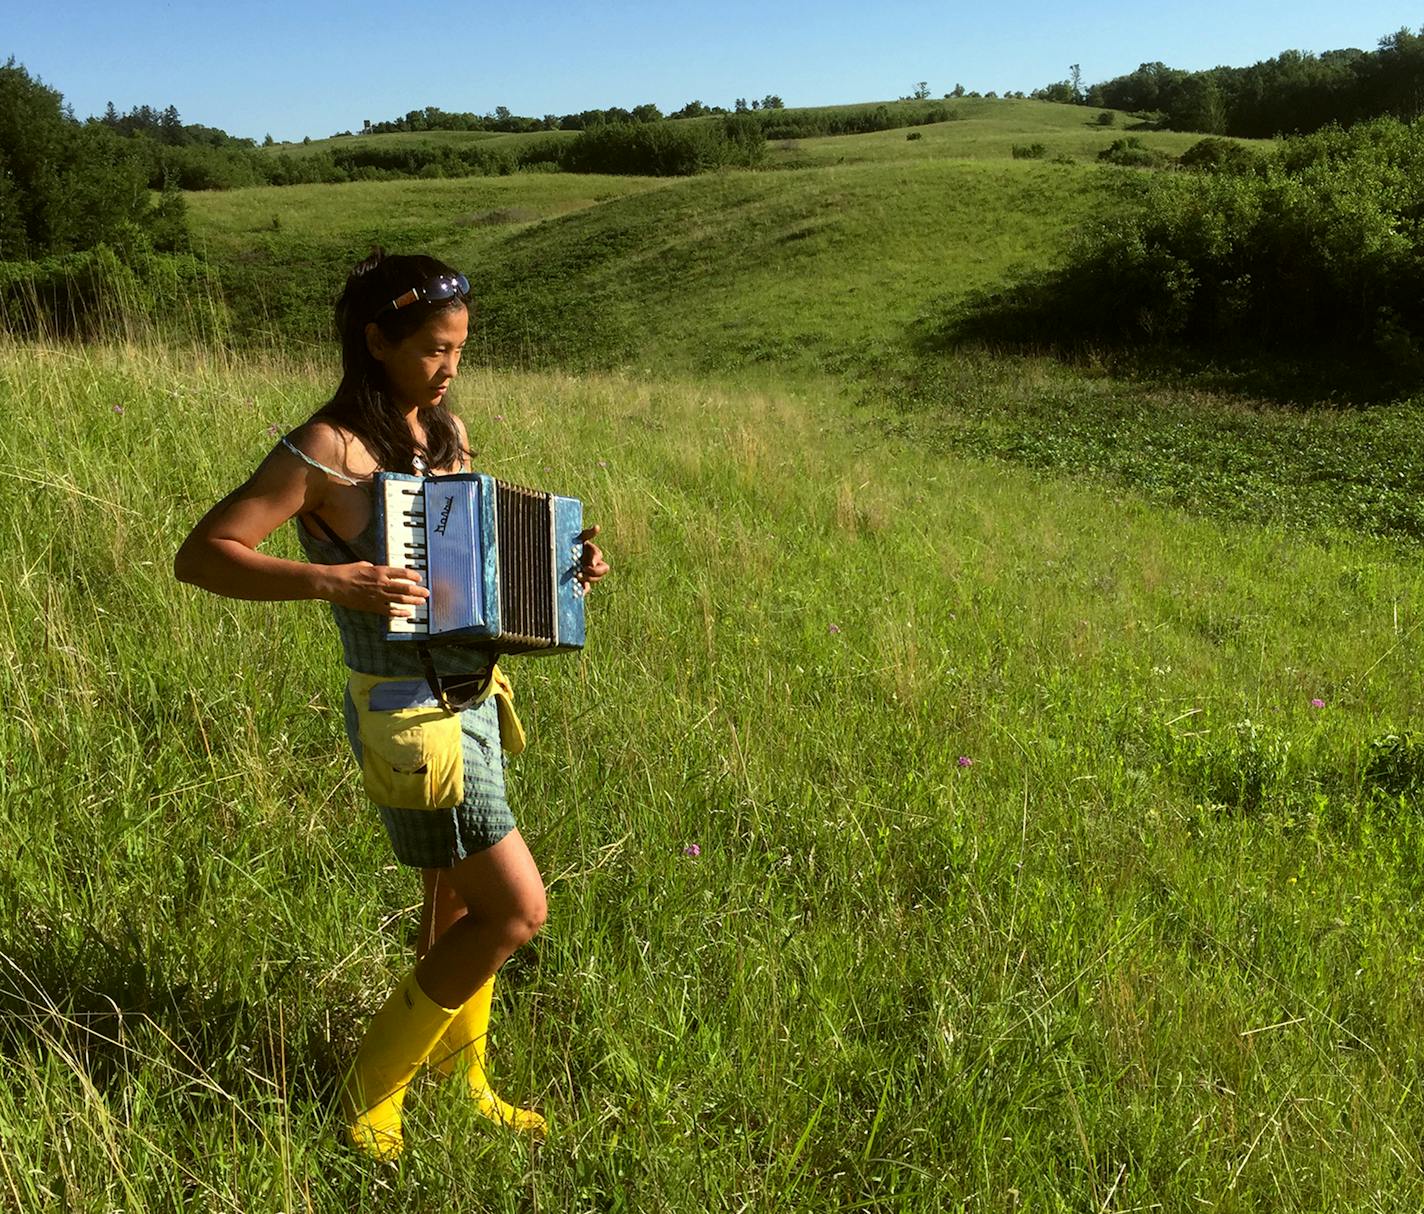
5,101,1424,1211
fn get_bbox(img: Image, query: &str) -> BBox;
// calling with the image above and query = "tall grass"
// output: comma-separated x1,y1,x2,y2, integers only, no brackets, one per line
3,336,1423,1209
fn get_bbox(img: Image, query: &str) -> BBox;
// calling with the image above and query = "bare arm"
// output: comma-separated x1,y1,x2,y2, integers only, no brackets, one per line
173,434,428,617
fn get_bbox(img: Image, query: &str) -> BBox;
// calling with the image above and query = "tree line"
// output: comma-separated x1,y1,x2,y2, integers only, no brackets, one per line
1034,25,1424,137
358,95,786,135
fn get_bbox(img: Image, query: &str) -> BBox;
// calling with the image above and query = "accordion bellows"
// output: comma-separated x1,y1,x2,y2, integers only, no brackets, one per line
375,472,586,654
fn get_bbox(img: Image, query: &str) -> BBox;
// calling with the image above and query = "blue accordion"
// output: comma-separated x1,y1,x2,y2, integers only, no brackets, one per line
375,472,586,654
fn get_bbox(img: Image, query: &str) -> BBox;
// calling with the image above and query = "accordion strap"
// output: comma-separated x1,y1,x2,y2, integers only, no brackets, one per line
305,510,363,562
304,510,496,714
418,643,496,715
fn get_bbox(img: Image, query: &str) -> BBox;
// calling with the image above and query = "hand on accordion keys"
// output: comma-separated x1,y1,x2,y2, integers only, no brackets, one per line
323,560,431,618
576,525,610,594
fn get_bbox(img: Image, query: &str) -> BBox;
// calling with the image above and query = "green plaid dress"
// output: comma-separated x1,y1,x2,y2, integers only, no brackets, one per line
293,493,517,869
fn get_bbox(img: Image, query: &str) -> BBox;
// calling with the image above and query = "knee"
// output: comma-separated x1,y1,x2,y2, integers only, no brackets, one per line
505,890,547,949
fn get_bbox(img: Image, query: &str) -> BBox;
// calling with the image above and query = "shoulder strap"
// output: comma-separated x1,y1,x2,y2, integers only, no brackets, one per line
280,436,361,485
306,511,363,563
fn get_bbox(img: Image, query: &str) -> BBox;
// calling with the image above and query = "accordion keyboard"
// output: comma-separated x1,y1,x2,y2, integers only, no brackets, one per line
381,477,431,636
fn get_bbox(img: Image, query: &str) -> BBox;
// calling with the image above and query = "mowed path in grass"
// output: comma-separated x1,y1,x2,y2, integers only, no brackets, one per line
2,338,1423,1209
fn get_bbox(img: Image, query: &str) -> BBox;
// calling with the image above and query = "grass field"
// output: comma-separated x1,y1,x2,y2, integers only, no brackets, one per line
7,97,1424,1211
2,334,1424,1211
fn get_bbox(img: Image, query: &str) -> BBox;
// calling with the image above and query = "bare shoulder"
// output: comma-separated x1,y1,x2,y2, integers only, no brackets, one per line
449,413,473,472
284,416,378,481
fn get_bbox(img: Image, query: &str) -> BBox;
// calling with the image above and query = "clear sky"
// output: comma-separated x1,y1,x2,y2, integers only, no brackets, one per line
7,1,1422,142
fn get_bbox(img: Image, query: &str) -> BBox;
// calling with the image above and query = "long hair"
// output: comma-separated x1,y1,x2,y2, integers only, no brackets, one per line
318,248,470,473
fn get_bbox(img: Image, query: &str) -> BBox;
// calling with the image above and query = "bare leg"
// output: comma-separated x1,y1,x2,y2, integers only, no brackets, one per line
417,831,548,1133
413,829,547,1008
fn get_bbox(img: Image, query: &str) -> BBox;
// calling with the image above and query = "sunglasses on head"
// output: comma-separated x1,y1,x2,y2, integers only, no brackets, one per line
374,271,470,319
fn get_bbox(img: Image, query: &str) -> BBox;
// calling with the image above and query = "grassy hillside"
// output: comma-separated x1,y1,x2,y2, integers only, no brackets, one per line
762,97,1226,167
190,100,1185,364
3,337,1424,1210
177,109,1424,551
270,128,573,155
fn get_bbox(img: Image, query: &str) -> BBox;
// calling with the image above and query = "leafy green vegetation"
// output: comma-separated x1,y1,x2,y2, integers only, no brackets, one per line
944,116,1424,386
1040,23,1424,138
0,61,187,259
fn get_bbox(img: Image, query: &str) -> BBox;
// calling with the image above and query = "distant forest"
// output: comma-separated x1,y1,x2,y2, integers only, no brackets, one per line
1035,27,1424,137
357,95,784,135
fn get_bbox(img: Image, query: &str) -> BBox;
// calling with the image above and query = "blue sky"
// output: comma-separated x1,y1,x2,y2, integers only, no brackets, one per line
8,2,1423,142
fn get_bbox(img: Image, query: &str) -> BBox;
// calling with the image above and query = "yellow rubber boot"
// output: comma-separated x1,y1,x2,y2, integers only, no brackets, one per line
341,970,460,1161
431,974,547,1136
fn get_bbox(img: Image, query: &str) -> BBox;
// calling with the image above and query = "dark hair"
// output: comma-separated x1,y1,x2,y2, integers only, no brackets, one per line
317,248,470,474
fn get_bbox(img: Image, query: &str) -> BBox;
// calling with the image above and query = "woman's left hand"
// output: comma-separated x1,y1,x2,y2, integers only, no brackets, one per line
577,524,610,591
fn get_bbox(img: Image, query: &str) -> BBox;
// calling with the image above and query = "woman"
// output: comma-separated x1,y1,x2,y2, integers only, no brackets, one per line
174,250,608,1160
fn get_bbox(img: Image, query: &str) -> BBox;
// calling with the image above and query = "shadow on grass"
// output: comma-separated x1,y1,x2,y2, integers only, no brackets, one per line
877,304,1424,546
0,920,357,1109
915,279,1421,409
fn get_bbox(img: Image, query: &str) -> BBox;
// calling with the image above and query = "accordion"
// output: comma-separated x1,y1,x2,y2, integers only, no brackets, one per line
375,472,586,654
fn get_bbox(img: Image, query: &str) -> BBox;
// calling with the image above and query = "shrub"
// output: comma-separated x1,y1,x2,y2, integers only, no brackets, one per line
559,118,763,176
906,131,923,141
1179,137,1260,174
1363,730,1424,801
1097,136,1169,168
946,117,1424,382
1169,718,1294,813
0,240,225,342
1096,111,1116,126
759,101,956,141
1011,142,1047,160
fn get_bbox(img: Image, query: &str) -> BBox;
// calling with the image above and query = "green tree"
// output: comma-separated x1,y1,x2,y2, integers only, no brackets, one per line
0,59,156,258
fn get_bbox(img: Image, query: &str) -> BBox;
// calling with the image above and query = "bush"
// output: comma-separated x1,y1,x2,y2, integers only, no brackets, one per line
1011,143,1047,160
1170,718,1294,813
1179,137,1260,174
759,101,957,140
1097,136,1170,168
1096,111,1116,126
946,117,1424,382
1363,730,1424,802
0,240,225,342
559,117,763,176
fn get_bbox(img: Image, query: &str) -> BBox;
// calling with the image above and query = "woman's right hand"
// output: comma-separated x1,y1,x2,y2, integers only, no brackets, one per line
321,562,430,617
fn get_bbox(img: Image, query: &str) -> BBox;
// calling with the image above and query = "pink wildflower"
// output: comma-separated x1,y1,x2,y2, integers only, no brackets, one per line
683,843,701,858
957,756,973,768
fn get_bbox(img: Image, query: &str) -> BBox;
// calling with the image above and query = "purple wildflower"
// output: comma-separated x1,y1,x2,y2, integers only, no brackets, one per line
1310,698,1326,709
683,843,701,858
828,623,841,635
112,404,124,415
957,756,973,768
